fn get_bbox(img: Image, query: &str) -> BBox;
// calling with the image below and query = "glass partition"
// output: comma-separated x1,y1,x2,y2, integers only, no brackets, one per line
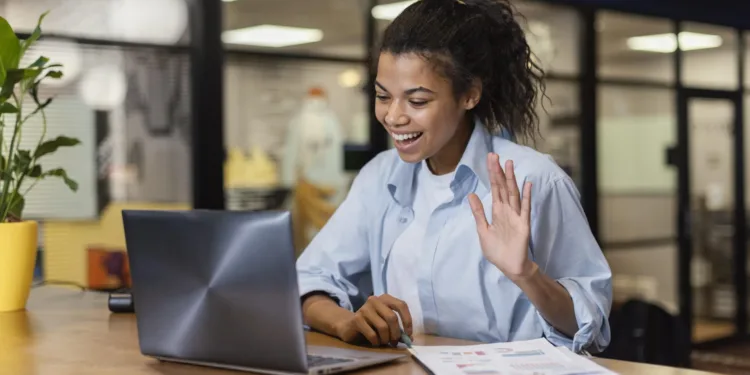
681,23,738,90
597,11,675,84
222,0,366,59
597,85,678,312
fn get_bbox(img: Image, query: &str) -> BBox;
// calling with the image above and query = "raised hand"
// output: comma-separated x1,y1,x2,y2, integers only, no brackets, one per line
468,153,535,280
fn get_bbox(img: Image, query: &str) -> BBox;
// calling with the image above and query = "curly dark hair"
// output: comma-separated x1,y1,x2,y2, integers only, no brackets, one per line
379,0,545,144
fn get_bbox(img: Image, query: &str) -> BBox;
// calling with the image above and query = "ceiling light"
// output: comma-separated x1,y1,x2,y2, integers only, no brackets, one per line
372,1,417,21
222,25,323,47
222,0,237,2
626,32,722,53
79,65,128,110
338,69,362,88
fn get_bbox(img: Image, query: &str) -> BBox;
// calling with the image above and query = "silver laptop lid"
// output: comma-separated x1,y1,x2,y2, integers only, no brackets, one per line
122,209,308,373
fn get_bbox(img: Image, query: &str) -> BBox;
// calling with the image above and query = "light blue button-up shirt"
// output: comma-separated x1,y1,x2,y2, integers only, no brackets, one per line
296,120,612,353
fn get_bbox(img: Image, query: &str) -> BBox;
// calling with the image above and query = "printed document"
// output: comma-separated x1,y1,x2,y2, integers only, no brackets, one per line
409,338,617,375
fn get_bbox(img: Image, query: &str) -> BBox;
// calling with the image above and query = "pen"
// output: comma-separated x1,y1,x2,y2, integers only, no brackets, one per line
400,329,413,348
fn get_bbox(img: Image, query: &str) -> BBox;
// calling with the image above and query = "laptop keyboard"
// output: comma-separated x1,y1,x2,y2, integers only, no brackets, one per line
307,354,354,367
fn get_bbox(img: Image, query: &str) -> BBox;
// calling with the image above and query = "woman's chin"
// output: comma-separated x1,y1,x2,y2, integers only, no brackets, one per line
396,151,425,164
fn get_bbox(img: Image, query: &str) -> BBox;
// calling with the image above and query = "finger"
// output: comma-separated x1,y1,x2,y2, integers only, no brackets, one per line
468,193,489,233
487,153,502,204
505,160,521,214
371,298,402,344
379,294,413,337
493,154,510,204
362,303,390,345
354,314,380,346
521,181,532,223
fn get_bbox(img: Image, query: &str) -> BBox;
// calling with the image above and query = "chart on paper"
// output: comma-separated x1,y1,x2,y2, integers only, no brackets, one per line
409,338,617,375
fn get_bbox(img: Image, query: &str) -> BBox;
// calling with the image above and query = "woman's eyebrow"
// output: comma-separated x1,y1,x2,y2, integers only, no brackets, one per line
375,81,435,95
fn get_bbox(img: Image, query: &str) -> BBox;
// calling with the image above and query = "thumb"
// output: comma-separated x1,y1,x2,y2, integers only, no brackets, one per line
468,193,489,233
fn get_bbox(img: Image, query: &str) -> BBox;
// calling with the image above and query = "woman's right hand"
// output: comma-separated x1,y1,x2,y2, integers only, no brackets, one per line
334,294,413,347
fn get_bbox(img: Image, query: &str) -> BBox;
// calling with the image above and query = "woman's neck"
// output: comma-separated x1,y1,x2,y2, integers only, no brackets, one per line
426,118,473,176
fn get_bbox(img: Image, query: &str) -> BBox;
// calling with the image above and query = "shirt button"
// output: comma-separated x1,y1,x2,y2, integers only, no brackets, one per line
398,217,407,223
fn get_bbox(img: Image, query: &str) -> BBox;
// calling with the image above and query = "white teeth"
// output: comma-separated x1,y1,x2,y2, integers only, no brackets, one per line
392,132,422,141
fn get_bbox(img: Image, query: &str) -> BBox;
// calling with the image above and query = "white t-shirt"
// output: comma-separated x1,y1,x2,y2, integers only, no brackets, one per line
385,161,455,334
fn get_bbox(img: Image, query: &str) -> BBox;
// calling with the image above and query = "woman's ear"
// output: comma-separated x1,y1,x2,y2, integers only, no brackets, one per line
464,78,482,110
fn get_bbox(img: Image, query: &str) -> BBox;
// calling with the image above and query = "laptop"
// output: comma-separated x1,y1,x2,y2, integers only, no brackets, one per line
122,209,405,375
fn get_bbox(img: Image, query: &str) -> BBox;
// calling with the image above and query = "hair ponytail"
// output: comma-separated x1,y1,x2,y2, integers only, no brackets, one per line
380,0,545,144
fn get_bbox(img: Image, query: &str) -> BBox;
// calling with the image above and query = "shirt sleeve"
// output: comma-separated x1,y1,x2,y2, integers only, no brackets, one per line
529,176,613,354
295,159,377,312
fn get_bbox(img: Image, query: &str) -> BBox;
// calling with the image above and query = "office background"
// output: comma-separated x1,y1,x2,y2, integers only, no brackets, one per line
4,0,750,372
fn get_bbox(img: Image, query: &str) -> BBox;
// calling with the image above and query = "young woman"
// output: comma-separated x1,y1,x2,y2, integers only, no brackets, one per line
296,0,611,354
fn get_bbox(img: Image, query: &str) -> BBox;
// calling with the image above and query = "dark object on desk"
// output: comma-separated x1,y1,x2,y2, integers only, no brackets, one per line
108,290,134,313
599,299,684,367
88,247,131,291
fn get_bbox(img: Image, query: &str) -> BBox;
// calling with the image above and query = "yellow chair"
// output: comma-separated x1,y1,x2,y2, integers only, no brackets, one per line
292,178,336,255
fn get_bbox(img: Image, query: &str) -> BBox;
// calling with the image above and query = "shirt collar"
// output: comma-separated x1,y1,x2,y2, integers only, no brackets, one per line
387,118,497,206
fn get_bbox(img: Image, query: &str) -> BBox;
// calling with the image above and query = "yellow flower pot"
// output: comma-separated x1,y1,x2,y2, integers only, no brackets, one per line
0,221,38,312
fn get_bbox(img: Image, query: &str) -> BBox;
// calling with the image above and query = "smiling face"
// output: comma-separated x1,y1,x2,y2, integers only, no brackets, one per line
375,52,480,173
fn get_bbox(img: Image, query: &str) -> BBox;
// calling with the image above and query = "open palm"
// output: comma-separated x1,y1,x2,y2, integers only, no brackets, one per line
468,153,534,280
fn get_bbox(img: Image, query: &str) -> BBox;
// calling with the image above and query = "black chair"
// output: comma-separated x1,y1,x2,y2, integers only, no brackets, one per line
598,299,687,367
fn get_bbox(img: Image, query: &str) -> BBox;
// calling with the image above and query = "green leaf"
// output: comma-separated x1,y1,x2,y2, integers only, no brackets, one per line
0,169,12,182
34,136,81,158
30,82,41,106
0,16,21,72
45,70,63,79
20,12,49,59
0,69,23,101
27,164,42,178
43,168,78,192
0,102,18,114
2,192,25,219
24,68,40,79
0,58,6,88
28,56,49,69
14,149,31,173
33,70,62,88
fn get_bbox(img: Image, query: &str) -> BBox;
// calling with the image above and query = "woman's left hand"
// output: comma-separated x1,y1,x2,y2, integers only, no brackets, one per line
468,153,536,281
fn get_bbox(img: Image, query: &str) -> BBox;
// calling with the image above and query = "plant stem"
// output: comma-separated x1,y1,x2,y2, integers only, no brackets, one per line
0,93,24,222
27,102,48,175
0,116,5,165
8,104,47,214
22,177,40,197
0,117,5,172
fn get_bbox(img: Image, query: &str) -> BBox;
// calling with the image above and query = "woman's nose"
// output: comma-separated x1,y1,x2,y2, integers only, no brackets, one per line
385,102,408,126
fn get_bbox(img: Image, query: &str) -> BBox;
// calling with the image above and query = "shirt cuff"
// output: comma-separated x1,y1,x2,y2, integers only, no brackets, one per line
298,275,354,312
537,278,608,354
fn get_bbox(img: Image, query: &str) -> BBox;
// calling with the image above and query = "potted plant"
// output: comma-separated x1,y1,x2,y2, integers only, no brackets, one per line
0,12,81,312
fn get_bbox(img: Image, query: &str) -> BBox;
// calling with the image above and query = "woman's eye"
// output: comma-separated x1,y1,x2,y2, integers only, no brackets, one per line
410,100,427,107
376,95,390,101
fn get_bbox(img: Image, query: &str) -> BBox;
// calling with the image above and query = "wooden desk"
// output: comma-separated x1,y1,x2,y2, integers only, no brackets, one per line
0,287,725,375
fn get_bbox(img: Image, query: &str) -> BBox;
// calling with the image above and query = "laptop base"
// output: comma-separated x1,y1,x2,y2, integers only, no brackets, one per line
153,345,405,375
